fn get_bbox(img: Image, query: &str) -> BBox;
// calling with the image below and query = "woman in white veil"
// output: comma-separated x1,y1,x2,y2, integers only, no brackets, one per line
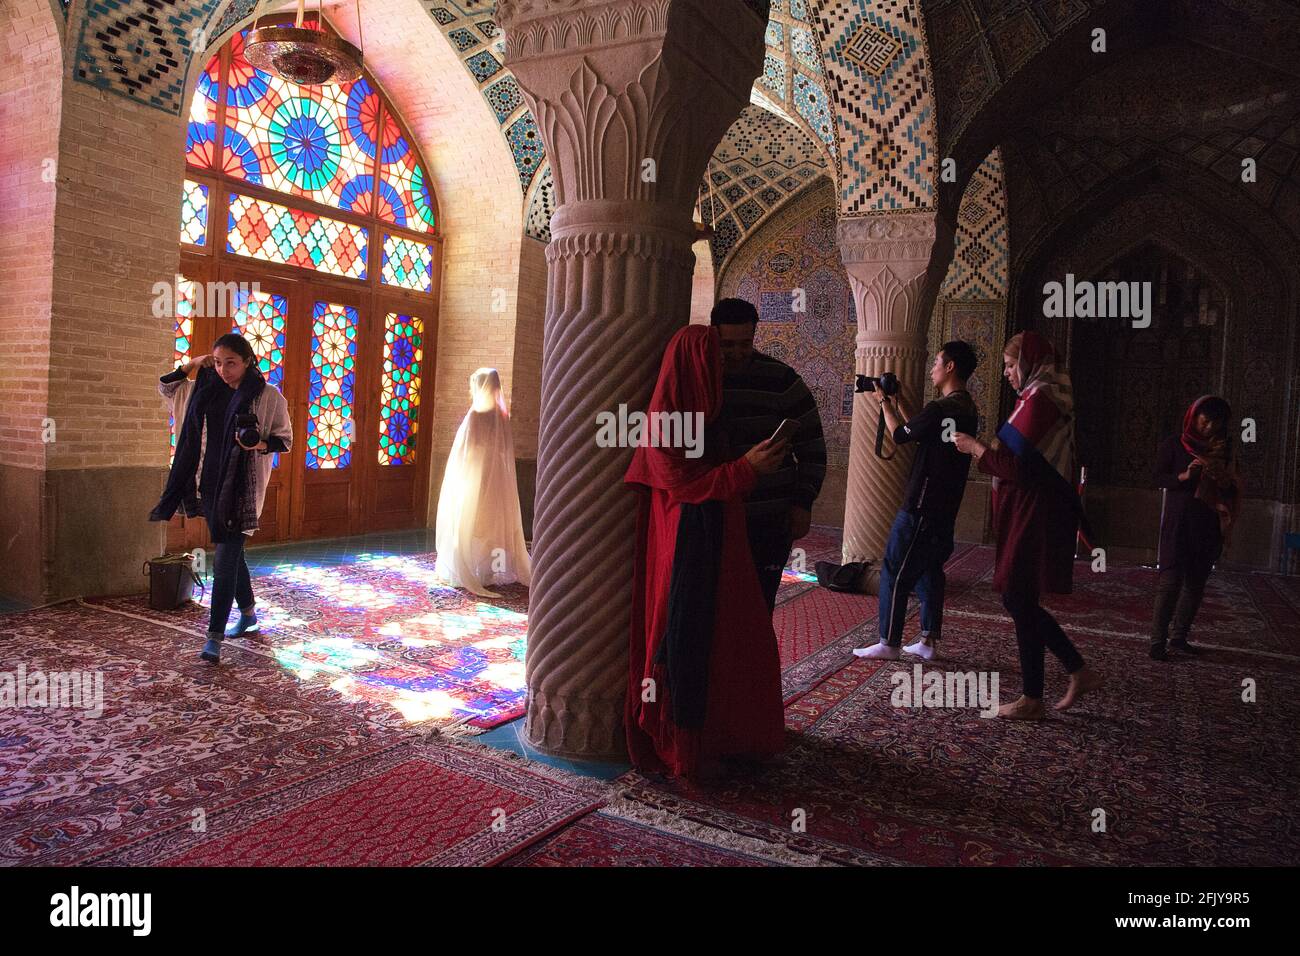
434,368,531,596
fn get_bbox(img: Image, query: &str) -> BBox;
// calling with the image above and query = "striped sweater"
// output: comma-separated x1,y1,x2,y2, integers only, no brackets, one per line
719,351,827,518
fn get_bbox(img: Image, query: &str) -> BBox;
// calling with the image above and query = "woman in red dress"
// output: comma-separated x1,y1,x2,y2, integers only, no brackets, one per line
954,331,1103,719
625,325,788,777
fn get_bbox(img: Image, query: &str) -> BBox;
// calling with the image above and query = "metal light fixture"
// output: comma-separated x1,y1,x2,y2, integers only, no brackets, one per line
245,0,364,86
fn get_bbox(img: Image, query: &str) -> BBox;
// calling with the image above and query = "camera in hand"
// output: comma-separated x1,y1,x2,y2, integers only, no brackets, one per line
234,412,261,449
855,372,901,397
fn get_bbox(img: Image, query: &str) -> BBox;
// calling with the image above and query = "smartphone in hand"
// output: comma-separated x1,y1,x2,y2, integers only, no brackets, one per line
768,418,800,445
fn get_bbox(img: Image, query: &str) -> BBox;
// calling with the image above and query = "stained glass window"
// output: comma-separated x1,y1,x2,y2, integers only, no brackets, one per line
377,110,437,233
381,234,433,292
307,302,358,469
378,313,422,466
222,31,380,213
170,278,199,461
181,180,209,246
231,289,289,389
227,193,368,279
185,53,221,169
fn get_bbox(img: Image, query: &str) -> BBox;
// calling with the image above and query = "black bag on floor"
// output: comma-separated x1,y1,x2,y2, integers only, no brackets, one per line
144,553,205,611
815,559,871,593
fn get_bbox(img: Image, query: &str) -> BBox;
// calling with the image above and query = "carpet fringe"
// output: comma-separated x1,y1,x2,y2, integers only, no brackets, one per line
600,794,833,867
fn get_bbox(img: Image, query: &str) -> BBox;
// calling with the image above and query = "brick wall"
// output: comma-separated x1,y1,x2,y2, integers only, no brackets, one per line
0,0,60,471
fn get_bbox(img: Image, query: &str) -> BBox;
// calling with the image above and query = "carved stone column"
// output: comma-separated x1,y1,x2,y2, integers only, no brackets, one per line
496,0,767,758
838,212,943,581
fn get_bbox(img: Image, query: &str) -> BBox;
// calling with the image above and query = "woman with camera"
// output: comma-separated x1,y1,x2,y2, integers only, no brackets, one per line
1149,395,1240,659
953,331,1102,719
151,333,293,664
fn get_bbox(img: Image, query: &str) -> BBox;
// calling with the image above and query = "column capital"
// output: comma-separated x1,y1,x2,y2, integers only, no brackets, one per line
497,0,766,211
837,211,940,266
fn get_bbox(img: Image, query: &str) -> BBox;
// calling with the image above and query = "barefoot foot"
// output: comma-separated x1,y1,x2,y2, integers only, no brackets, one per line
1055,667,1104,711
996,696,1045,721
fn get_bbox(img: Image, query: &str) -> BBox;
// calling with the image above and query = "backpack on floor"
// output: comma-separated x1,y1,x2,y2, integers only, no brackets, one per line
144,553,205,611
815,559,872,593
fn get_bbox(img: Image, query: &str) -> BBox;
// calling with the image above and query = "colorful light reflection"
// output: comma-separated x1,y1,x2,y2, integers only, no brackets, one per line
200,554,529,727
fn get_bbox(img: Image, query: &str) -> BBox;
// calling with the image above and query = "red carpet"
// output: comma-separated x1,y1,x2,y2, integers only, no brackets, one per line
618,602,1300,866
0,604,597,866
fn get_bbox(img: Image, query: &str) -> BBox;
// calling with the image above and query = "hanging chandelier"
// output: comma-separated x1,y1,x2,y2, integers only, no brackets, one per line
245,0,364,86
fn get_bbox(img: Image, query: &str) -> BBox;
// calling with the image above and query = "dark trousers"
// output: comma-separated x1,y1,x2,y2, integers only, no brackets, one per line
1002,580,1084,700
878,509,955,646
1151,564,1212,649
747,515,792,615
208,536,255,635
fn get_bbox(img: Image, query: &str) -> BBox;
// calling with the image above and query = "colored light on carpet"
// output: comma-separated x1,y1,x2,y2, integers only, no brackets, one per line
781,568,818,584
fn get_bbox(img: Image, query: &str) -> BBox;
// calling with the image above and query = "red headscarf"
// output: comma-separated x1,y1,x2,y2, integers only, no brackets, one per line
625,325,721,492
1178,394,1240,536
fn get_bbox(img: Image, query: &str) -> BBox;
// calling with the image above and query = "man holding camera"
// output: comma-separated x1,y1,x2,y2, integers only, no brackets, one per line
712,298,827,613
853,341,979,661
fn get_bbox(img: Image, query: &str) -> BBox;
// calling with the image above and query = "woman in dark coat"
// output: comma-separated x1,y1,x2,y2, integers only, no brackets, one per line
624,325,788,778
151,333,293,664
1149,395,1240,659
954,331,1102,720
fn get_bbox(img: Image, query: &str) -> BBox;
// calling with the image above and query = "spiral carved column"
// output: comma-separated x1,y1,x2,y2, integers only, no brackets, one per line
838,213,942,583
496,0,767,758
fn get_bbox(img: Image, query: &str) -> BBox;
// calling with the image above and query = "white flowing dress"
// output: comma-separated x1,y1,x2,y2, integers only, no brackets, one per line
433,369,532,596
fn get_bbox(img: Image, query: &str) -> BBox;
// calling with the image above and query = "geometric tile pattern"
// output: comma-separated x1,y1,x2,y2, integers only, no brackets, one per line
419,2,550,237
939,148,1007,299
809,0,936,213
700,105,831,272
720,179,855,469
920,0,1099,154
73,0,224,114
761,0,838,164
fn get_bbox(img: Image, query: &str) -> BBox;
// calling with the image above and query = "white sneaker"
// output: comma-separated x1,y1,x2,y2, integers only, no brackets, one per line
903,640,938,661
852,643,901,660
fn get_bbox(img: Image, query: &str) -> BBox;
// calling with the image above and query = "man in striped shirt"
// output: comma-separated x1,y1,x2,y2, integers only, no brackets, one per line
712,298,828,613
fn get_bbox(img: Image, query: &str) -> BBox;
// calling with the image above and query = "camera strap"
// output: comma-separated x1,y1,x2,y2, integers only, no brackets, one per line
875,407,896,460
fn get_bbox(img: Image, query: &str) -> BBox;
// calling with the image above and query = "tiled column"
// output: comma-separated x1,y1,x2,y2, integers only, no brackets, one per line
495,0,767,758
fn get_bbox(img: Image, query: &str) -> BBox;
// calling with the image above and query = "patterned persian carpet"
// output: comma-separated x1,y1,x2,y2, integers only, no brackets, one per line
87,552,530,730
618,562,1300,866
942,556,1300,658
0,604,598,866
500,811,776,867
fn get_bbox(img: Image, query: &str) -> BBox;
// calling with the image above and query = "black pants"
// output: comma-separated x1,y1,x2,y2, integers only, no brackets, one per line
747,515,792,615
1151,564,1212,649
208,536,255,635
1002,580,1084,700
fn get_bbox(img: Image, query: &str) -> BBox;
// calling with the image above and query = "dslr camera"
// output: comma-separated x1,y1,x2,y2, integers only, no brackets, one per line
234,412,261,449
855,372,901,397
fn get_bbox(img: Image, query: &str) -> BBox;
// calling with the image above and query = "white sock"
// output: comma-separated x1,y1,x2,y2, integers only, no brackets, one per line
852,643,900,660
903,639,937,661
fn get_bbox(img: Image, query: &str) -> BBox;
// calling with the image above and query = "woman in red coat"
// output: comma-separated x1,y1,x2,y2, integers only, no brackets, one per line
625,325,788,777
954,331,1103,720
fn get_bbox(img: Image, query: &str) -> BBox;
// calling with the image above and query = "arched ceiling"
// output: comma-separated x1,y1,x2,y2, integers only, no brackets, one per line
702,104,832,274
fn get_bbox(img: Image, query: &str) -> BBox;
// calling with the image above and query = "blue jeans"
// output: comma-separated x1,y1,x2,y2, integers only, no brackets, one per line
208,537,255,635
877,509,955,647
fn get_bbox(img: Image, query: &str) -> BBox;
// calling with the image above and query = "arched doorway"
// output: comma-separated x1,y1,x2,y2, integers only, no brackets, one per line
170,15,441,548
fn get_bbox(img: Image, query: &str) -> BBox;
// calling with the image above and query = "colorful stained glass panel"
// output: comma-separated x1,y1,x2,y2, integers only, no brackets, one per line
307,302,358,470
231,289,289,389
222,31,381,214
377,110,436,233
185,51,222,169
227,193,368,279
181,180,209,246
170,277,200,460
378,312,422,466
380,235,433,292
